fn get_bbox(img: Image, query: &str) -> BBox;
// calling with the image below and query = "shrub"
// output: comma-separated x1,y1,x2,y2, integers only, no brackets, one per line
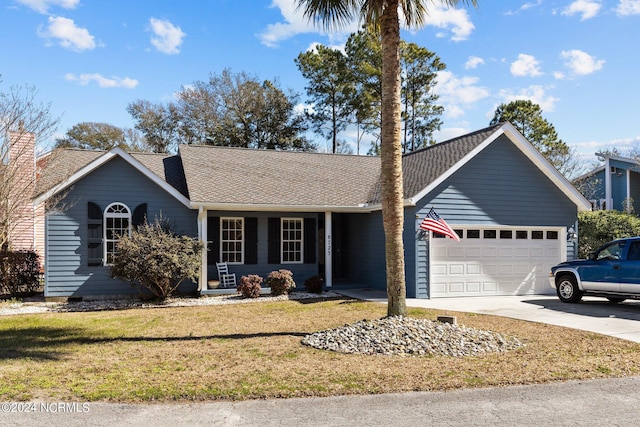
266,269,295,296
0,250,41,298
110,217,204,301
303,275,323,294
237,275,263,298
578,211,640,258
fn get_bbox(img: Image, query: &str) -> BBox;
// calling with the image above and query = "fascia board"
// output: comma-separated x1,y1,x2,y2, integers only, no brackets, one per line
190,202,379,213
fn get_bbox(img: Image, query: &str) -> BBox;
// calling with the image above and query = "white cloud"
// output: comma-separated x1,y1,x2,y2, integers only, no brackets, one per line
560,49,605,75
465,56,485,70
149,18,186,55
616,0,640,16
510,54,543,77
423,4,475,42
38,16,96,51
258,0,475,47
16,0,78,14
561,1,602,20
65,73,139,89
497,85,559,112
434,71,490,118
258,0,354,47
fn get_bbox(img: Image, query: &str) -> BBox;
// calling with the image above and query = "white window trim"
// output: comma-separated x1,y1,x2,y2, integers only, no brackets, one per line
281,217,304,264
220,217,244,264
103,202,131,266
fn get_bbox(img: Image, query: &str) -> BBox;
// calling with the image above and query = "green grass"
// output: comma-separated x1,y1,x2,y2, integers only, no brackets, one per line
1,297,640,402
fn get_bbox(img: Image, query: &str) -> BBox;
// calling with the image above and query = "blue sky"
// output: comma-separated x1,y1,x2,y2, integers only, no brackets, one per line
2,0,639,165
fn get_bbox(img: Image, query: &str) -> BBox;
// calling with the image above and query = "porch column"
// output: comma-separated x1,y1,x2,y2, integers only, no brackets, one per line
605,157,612,210
198,207,207,292
325,211,332,288
627,169,631,213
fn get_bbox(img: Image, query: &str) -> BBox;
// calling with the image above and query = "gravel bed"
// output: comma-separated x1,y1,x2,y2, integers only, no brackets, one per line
302,315,524,357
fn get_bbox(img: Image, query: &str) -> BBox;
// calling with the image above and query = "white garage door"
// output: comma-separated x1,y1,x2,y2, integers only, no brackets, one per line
429,227,564,297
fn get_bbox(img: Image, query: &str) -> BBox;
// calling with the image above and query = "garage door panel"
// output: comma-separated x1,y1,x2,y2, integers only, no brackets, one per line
430,227,562,297
513,248,530,257
465,247,481,257
466,264,481,274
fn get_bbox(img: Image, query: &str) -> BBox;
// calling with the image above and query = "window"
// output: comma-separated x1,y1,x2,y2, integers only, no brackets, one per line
221,218,243,264
547,231,559,240
466,230,480,239
500,230,513,239
532,231,544,240
281,218,303,263
516,230,528,239
483,230,497,239
104,203,131,265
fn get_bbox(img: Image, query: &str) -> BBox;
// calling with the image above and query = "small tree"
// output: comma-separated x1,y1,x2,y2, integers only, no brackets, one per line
578,211,640,258
110,218,204,300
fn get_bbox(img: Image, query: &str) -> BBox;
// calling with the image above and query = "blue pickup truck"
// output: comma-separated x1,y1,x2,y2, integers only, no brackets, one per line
549,237,640,303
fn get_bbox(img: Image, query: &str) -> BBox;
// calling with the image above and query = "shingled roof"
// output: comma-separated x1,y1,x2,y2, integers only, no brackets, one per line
178,145,381,208
37,123,588,212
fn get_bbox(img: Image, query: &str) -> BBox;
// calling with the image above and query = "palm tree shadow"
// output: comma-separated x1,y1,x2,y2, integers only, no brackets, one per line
0,326,308,361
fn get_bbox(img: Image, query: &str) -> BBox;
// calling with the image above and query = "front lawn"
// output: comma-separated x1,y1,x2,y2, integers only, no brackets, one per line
1,297,639,402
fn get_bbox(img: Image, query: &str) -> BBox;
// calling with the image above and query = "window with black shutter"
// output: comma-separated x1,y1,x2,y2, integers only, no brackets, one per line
87,202,103,266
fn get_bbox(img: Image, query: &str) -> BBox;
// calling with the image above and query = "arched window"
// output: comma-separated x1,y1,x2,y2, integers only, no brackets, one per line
104,203,131,265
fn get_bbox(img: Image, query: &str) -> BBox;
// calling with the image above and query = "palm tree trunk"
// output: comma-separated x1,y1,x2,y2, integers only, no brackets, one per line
380,0,407,317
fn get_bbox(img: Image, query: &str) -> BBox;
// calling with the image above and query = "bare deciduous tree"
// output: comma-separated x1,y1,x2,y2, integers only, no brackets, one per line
0,83,59,251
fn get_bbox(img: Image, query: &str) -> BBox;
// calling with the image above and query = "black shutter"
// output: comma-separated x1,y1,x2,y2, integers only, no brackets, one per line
132,203,147,228
87,202,103,267
268,217,280,264
304,217,316,264
245,217,258,264
207,217,220,265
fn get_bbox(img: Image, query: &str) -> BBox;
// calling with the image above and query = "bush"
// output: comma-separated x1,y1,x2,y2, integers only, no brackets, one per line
578,211,640,258
266,269,295,296
110,218,204,301
237,275,263,298
0,250,41,298
303,275,323,294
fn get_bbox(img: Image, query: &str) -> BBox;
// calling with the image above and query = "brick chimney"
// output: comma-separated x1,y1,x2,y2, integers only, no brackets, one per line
7,123,37,252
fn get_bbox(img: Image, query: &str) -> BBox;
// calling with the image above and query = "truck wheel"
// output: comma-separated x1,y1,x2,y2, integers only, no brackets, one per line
556,275,583,303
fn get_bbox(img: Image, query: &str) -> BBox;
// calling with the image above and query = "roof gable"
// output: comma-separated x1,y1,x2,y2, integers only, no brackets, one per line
394,122,591,212
34,148,191,208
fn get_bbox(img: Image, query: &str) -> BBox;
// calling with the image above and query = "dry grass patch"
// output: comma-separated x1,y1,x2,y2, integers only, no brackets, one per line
1,297,639,402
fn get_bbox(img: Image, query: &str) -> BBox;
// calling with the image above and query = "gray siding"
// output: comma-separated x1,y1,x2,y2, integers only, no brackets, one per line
206,211,319,285
418,135,577,226
340,212,386,289
45,157,197,298
411,135,579,298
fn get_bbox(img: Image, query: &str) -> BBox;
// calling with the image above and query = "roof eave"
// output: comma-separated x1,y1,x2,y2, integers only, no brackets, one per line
190,202,382,213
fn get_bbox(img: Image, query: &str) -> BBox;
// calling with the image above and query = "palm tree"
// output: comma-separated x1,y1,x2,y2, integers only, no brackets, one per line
296,0,477,316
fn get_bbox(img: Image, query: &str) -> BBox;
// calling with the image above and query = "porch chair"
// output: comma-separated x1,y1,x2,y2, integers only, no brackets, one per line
216,262,237,288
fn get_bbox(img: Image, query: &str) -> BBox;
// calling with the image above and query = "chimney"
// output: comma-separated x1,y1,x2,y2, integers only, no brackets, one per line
7,124,36,252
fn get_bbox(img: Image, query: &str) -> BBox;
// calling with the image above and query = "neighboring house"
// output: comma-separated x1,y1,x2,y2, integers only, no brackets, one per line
573,153,640,212
30,122,590,300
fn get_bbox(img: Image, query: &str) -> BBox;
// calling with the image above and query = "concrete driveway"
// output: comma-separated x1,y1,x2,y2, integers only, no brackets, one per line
338,289,640,343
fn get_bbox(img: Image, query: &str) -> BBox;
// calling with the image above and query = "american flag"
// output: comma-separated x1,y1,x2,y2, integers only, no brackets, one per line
420,208,460,241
